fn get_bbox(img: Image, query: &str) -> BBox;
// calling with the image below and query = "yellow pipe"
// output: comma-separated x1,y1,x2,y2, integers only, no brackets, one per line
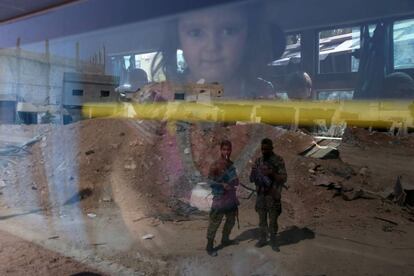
82,100,414,128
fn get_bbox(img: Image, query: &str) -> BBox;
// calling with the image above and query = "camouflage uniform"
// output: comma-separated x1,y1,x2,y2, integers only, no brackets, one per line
206,157,239,245
207,209,237,241
250,153,287,246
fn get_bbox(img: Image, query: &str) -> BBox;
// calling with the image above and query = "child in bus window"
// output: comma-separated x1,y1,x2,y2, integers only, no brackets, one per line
149,3,286,100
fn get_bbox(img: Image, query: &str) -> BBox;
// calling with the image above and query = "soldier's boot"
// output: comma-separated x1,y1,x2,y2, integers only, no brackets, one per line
270,235,280,252
221,234,238,247
206,239,218,257
255,232,267,248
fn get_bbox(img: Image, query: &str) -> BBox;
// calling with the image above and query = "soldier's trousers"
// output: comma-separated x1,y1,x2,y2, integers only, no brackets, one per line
255,194,282,238
206,208,237,241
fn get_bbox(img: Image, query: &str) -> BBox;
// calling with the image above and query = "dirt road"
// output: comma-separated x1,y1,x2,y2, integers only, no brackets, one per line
1,120,413,275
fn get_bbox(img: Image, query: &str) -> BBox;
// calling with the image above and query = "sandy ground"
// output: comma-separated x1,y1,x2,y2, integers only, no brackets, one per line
0,229,103,276
0,119,413,275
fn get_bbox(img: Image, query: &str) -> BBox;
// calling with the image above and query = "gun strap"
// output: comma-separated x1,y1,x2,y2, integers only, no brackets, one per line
236,208,240,229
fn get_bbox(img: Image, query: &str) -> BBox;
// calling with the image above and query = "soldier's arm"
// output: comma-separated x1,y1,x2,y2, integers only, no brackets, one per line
207,164,220,187
249,159,260,183
274,172,287,184
223,181,237,190
272,156,287,184
222,166,238,190
229,166,239,186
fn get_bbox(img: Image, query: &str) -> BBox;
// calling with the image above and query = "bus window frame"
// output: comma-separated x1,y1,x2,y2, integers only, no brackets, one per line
392,14,414,73
311,15,414,98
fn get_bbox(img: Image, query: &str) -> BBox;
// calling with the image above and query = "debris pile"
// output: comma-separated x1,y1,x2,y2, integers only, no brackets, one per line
1,120,413,227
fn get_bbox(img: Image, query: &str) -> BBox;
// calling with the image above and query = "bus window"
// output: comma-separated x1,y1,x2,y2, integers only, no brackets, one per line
394,18,414,69
317,90,354,100
270,33,302,74
319,27,360,74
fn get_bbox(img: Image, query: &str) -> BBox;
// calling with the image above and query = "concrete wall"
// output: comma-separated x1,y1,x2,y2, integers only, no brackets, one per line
62,72,119,106
0,101,16,124
0,48,104,106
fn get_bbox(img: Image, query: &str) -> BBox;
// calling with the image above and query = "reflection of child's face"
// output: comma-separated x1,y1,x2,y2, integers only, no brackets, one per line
178,8,248,83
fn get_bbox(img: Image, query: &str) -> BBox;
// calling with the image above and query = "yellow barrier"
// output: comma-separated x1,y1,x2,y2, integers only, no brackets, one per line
82,100,414,128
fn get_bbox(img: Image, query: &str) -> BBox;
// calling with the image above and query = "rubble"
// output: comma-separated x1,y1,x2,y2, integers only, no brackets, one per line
387,176,414,206
102,196,112,202
341,189,381,201
312,175,344,190
1,119,413,274
141,234,154,240
308,162,317,170
0,135,42,156
166,198,204,218
311,167,399,202
373,216,398,225
124,162,137,170
300,138,341,159
13,121,409,219
85,150,95,155
63,188,93,206
359,167,370,176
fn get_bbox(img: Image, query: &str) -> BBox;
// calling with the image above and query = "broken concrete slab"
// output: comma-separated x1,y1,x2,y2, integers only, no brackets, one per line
141,234,154,240
342,189,380,201
313,175,343,190
87,213,97,218
390,176,414,206
0,134,35,145
0,135,42,156
312,175,386,202
394,176,407,206
300,138,341,159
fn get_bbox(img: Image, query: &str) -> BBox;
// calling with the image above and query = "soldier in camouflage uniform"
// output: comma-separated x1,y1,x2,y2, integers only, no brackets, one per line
250,138,287,252
206,140,240,257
